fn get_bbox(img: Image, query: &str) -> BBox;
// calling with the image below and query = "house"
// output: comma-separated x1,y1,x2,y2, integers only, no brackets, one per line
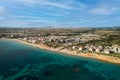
23,37,27,41
79,46,83,51
118,48,120,53
113,47,118,53
95,48,101,53
72,46,78,50
31,40,37,43
79,46,86,51
104,49,110,54
88,47,95,53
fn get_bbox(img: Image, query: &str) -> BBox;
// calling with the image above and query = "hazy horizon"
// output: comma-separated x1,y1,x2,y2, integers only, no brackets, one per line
0,0,120,28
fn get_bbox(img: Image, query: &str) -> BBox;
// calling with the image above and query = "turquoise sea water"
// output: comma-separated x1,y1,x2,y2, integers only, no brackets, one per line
0,39,120,80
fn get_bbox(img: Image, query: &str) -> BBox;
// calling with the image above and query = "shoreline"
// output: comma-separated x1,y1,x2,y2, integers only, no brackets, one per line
2,38,120,65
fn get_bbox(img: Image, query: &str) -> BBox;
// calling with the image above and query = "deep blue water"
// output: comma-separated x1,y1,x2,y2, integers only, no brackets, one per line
0,39,120,80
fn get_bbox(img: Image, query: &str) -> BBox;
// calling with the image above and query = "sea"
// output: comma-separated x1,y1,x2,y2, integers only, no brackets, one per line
0,39,120,80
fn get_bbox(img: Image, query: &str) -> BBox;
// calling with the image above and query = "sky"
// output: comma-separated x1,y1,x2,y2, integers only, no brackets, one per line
0,0,120,28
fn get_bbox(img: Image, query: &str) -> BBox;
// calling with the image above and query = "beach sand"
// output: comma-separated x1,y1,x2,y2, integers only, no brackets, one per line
12,39,120,64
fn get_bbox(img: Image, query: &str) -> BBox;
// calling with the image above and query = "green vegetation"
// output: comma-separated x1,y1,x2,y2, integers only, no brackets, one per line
78,35,120,46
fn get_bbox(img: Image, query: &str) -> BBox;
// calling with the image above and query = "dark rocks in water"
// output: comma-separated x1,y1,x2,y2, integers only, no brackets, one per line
72,63,79,68
43,70,52,76
18,65,25,70
14,75,39,80
14,75,26,80
27,65,34,69
3,71,18,78
30,70,35,73
3,74,9,78
26,76,39,80
73,68,80,72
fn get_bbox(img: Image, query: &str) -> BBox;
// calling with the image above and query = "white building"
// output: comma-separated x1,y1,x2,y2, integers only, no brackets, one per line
104,49,110,54
95,48,101,53
79,46,84,51
72,46,78,50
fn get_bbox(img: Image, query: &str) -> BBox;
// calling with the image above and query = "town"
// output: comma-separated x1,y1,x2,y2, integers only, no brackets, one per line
0,28,120,57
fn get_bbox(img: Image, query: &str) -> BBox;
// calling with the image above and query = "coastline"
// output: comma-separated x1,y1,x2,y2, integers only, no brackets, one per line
2,38,120,65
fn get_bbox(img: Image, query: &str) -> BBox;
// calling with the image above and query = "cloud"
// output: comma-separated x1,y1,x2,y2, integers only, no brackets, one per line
89,6,118,15
15,0,85,10
11,15,49,19
0,16,55,27
38,10,68,17
1,0,120,27
116,17,120,21
0,6,4,13
42,2,72,10
0,20,29,27
15,0,71,9
15,0,36,3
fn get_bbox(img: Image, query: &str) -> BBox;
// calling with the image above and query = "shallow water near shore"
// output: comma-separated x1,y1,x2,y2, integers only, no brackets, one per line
0,39,120,80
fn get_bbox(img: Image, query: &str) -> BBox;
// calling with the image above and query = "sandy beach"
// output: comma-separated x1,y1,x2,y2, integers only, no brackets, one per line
11,39,120,64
